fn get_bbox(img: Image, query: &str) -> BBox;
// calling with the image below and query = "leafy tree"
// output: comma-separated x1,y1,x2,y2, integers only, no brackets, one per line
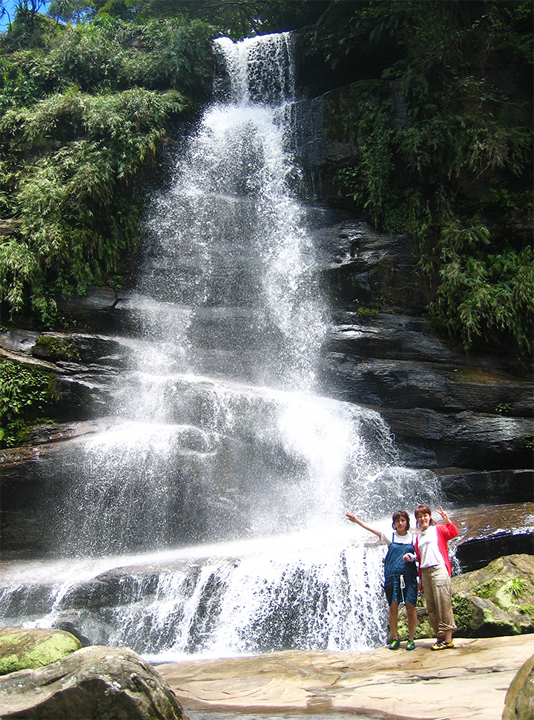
47,0,92,24
0,16,214,325
312,0,533,354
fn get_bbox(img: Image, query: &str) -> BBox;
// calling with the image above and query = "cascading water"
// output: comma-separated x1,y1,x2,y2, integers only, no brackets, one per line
0,33,441,659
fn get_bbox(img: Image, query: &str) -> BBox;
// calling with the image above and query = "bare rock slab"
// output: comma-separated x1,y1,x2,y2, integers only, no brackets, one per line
158,635,534,720
0,645,189,720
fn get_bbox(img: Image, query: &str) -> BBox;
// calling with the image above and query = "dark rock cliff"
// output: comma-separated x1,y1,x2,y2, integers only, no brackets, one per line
0,81,532,565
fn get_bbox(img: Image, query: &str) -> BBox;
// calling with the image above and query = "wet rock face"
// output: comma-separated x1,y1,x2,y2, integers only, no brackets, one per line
0,222,532,562
317,220,533,494
0,644,189,720
453,505,534,573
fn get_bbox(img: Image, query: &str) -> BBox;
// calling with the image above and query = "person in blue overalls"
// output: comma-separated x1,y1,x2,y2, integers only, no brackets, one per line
346,509,418,650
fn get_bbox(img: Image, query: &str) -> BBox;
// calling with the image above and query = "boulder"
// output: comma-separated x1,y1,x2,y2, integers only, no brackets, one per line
0,628,80,675
452,554,534,637
503,653,534,720
0,645,189,720
398,554,534,641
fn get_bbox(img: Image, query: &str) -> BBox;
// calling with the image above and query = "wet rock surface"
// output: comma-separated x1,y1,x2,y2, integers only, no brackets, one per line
453,505,534,572
0,220,532,562
315,220,533,491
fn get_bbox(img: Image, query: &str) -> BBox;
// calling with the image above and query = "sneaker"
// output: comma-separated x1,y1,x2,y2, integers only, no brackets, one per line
388,639,401,650
431,640,454,651
406,640,416,651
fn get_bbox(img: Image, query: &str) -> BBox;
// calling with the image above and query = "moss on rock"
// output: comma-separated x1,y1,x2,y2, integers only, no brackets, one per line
0,627,81,675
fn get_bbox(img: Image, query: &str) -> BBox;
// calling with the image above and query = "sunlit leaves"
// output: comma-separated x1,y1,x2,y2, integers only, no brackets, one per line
0,88,187,321
0,12,211,325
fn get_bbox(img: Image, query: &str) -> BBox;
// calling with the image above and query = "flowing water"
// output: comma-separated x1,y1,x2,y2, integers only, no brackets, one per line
0,33,440,661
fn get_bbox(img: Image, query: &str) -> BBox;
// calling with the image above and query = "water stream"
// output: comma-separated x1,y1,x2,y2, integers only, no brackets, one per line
0,33,440,661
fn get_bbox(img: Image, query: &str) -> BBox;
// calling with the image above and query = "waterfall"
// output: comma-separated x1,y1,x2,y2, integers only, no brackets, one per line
0,33,441,659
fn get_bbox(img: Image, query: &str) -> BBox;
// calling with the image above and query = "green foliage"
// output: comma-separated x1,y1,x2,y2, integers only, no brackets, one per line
1,16,214,102
507,577,528,600
0,15,213,325
326,1,533,355
33,334,79,360
2,1,64,50
451,594,472,633
0,360,57,446
0,87,186,322
124,0,329,40
473,579,496,599
429,244,534,352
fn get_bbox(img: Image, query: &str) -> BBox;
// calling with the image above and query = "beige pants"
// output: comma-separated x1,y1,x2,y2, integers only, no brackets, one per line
421,564,457,639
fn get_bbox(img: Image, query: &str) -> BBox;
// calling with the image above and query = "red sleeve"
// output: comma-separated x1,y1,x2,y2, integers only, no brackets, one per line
441,521,458,541
436,522,458,575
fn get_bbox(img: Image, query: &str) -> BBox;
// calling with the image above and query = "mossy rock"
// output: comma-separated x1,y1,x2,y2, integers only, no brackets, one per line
32,333,79,362
0,627,81,675
397,604,433,641
398,555,534,640
452,554,534,636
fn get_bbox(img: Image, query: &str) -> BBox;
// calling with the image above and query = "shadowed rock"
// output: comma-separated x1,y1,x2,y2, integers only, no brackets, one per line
0,645,189,720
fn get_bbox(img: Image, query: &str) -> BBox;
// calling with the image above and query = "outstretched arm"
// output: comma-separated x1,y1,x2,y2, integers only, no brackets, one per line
345,511,382,538
436,506,458,539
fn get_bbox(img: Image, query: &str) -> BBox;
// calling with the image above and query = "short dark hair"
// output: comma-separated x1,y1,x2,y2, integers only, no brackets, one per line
392,510,410,530
414,504,436,526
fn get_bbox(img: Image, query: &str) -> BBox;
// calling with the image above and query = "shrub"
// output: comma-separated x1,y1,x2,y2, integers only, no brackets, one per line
0,360,57,446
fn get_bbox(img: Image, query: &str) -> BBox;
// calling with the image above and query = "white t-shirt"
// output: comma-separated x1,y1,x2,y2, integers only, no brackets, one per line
379,531,416,546
417,525,445,568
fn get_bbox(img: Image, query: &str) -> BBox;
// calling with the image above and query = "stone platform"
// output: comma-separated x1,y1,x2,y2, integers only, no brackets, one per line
158,634,534,720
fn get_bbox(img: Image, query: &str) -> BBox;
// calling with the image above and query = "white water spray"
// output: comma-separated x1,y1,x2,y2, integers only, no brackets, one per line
0,33,441,659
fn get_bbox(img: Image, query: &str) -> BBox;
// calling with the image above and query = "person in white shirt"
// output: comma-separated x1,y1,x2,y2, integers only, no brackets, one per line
414,504,458,650
346,509,418,650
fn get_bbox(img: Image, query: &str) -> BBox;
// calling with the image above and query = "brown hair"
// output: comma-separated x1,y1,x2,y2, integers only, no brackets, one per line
392,510,410,530
414,504,436,526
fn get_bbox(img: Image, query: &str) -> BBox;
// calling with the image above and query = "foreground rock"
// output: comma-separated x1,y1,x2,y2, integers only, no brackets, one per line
504,653,534,720
0,645,188,720
0,627,80,675
158,635,534,720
